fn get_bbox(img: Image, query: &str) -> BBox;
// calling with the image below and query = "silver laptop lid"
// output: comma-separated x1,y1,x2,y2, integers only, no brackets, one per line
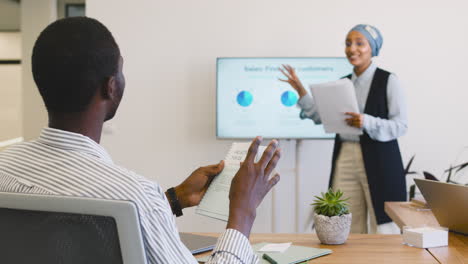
180,233,217,254
414,179,468,235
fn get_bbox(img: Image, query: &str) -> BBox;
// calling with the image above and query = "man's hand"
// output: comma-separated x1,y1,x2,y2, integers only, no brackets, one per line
173,161,225,209
227,137,281,238
345,112,364,128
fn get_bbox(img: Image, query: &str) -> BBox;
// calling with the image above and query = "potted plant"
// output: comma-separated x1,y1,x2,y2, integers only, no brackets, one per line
312,189,351,245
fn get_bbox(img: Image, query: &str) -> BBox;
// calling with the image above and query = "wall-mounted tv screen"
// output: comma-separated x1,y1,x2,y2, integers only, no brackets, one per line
216,57,353,139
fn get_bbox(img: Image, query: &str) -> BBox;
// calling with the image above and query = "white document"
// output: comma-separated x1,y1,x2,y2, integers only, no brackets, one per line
258,242,292,253
196,142,266,221
309,78,363,135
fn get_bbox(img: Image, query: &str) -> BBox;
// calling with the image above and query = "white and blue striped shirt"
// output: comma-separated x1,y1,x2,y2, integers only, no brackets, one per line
0,127,258,264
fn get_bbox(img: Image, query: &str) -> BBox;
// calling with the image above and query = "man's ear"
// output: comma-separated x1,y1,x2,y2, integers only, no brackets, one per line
101,76,116,100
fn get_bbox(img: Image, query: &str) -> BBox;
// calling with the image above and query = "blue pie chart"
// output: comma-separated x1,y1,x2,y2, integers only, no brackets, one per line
237,91,253,107
281,91,298,107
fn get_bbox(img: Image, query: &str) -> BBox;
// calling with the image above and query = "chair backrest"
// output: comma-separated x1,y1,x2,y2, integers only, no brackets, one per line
0,192,147,264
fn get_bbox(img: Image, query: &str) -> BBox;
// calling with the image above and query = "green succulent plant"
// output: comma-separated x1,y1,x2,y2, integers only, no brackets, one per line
312,189,350,217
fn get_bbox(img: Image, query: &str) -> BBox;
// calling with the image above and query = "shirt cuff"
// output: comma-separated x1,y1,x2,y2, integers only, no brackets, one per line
297,94,313,110
211,229,257,263
363,114,375,132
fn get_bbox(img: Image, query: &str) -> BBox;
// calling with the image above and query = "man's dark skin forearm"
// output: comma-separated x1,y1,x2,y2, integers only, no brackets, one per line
226,207,256,237
166,188,257,237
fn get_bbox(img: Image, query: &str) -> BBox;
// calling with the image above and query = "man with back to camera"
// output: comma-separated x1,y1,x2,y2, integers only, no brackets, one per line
0,17,281,263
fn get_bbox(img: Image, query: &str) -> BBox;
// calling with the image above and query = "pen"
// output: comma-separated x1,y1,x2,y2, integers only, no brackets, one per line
262,253,278,264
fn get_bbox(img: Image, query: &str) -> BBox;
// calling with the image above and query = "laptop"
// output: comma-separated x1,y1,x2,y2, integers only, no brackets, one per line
414,179,468,235
180,232,218,254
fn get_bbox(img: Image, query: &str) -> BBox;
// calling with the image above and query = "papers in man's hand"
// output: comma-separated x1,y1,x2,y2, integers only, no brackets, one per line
258,242,292,253
195,164,239,221
224,142,255,164
309,78,363,135
196,142,266,221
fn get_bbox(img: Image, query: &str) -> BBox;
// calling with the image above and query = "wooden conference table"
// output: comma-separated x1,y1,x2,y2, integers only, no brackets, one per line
194,202,468,263
194,233,438,263
385,201,468,264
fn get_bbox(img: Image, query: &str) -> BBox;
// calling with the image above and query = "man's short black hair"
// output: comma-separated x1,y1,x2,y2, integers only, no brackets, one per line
32,17,120,113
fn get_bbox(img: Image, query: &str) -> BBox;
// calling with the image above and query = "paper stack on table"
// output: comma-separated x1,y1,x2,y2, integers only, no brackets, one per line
403,226,448,248
258,243,292,253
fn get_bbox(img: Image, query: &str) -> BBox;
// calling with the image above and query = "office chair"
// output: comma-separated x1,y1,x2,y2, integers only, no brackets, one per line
0,192,147,264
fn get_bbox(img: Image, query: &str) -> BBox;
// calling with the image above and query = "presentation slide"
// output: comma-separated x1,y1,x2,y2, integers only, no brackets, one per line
217,57,353,139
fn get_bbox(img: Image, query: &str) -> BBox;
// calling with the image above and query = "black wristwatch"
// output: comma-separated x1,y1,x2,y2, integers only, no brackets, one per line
166,187,183,217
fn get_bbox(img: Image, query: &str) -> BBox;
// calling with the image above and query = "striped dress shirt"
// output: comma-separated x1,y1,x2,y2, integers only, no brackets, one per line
0,128,258,264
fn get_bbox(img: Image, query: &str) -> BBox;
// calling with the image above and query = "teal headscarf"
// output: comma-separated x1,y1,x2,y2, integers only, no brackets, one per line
349,24,383,57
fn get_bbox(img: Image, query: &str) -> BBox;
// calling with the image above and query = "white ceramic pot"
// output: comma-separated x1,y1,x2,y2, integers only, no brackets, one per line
313,212,352,245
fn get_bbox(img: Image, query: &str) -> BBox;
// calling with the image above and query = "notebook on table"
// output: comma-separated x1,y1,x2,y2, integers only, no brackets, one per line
254,243,332,264
197,242,332,263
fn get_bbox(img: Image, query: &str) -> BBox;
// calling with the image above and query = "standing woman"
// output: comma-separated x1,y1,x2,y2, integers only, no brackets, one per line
279,24,408,234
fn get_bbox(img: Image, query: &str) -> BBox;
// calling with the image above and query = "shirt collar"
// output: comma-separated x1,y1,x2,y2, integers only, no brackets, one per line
351,61,377,84
37,127,113,163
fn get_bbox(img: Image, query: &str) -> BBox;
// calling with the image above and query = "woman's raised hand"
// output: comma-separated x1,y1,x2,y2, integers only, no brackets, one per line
279,64,307,98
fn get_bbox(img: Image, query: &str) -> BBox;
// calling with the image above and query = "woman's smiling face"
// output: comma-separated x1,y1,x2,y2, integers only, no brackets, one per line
345,30,372,69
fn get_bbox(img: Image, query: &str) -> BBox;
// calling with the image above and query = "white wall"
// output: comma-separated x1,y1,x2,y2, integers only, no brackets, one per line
0,32,21,59
0,32,21,142
86,0,468,233
0,64,21,142
21,0,57,140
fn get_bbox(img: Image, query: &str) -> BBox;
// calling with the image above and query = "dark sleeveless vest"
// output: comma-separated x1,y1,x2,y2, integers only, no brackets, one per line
329,68,406,224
